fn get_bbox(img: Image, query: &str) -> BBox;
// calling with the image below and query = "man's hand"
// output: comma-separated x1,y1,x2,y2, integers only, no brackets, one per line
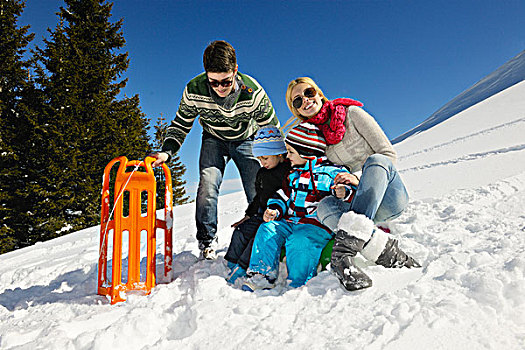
333,184,347,199
150,152,169,168
334,172,359,186
231,215,250,228
263,208,278,222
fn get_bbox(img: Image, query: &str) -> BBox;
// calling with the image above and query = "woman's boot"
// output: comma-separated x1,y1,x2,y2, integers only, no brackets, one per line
330,229,373,291
333,211,420,291
374,236,421,268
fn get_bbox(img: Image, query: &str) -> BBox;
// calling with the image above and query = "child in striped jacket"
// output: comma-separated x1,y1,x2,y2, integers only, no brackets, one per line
242,123,355,290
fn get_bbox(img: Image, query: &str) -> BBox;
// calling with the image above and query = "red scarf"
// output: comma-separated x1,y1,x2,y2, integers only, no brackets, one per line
307,98,363,144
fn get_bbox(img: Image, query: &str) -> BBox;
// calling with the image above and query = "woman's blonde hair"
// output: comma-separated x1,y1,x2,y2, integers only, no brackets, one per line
285,77,329,121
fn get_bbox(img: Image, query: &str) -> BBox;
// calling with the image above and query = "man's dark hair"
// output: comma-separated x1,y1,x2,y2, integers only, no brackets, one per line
203,40,237,73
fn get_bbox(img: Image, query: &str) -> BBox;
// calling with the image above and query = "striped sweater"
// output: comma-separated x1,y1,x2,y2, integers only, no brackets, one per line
161,72,279,156
267,157,355,233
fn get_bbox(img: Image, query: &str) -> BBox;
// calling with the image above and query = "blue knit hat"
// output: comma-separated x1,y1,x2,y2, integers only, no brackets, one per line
252,126,287,157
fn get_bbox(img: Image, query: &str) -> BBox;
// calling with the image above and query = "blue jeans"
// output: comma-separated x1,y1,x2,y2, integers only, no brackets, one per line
249,221,332,287
196,132,260,246
317,154,408,232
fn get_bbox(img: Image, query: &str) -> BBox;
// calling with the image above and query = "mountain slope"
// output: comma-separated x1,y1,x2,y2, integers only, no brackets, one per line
392,50,525,144
395,80,525,199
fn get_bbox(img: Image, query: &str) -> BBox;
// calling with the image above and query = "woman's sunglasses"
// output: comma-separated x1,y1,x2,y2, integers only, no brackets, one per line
292,87,317,109
208,77,234,88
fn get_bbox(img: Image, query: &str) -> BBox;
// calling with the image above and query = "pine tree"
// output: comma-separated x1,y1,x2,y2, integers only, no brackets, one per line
24,0,151,246
152,115,190,208
0,0,35,253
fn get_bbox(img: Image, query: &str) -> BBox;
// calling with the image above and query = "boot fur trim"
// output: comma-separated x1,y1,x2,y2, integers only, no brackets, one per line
337,211,375,242
361,228,390,262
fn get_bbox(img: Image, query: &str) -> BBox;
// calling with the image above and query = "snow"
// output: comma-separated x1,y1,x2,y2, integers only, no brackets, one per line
2,81,525,349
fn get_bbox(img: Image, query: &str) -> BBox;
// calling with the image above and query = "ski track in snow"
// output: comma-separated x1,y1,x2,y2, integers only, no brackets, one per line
399,143,525,173
1,173,525,349
397,116,525,162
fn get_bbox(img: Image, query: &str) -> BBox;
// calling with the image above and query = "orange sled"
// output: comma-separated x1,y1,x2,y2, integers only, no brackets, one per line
97,156,173,304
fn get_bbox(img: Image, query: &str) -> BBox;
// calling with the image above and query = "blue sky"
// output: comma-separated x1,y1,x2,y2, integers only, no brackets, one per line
20,0,525,193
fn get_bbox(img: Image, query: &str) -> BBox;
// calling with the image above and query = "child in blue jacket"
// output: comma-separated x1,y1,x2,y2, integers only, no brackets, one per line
242,123,355,290
224,126,291,284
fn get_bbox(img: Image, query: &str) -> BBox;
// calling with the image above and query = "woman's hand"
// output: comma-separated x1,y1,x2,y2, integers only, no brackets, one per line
231,215,250,228
150,152,169,168
263,209,278,222
333,184,347,199
334,172,359,187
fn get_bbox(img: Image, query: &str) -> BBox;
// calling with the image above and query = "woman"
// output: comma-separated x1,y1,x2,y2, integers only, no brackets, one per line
286,77,407,226
285,77,418,291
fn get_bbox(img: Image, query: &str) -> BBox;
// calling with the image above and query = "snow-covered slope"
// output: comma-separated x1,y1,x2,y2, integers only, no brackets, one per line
392,50,525,144
396,80,525,199
1,82,525,349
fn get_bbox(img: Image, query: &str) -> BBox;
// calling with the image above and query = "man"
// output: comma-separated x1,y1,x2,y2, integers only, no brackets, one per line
151,40,279,259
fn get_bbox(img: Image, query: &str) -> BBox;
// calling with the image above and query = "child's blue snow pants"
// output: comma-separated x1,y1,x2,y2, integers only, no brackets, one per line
248,220,333,287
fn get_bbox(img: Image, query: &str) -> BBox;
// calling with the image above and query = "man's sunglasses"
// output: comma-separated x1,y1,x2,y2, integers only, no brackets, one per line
292,87,317,109
208,77,234,88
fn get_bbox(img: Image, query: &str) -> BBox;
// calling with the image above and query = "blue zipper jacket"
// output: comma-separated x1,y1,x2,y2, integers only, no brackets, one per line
267,156,355,233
